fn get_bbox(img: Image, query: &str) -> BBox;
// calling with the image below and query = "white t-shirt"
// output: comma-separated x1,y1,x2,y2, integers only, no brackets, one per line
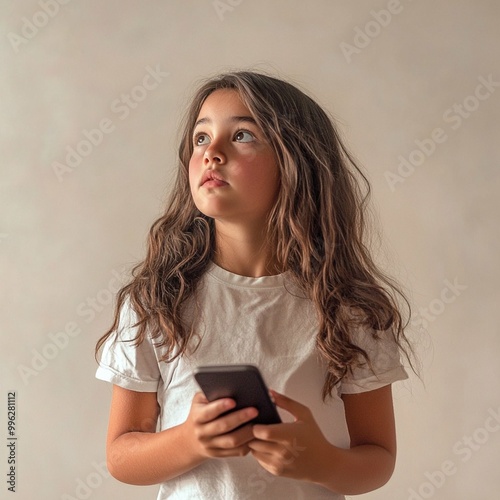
96,262,408,500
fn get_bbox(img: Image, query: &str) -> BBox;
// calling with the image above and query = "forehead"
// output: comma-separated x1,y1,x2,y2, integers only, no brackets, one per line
195,89,251,121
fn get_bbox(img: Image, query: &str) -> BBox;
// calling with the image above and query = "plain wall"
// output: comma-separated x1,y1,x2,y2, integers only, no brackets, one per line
1,1,499,499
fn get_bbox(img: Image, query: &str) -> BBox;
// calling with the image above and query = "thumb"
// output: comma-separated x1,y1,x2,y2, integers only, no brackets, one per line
192,391,208,404
270,389,311,422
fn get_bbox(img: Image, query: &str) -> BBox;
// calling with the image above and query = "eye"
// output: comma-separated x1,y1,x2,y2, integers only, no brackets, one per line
194,133,210,146
234,130,255,143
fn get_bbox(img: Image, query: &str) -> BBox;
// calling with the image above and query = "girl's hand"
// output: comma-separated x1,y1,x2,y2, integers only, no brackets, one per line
248,390,332,481
182,392,258,459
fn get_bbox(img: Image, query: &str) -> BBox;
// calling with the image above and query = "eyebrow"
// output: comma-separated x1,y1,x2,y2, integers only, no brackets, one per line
194,116,258,128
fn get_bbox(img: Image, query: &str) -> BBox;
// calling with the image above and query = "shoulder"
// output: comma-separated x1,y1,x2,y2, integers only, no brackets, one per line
340,308,409,394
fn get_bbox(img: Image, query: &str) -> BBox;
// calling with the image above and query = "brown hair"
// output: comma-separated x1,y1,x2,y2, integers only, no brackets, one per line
96,71,415,399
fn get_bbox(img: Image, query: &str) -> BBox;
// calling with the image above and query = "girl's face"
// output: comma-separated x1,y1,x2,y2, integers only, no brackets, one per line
189,89,279,227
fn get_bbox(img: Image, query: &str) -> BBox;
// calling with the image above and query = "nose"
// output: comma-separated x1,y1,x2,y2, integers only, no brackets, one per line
204,140,226,165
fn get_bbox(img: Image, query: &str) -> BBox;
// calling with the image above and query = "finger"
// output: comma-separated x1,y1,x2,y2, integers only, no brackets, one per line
208,423,255,450
269,390,310,421
248,439,276,466
192,391,209,404
194,397,236,424
200,407,258,437
206,443,251,458
249,443,295,476
252,422,299,442
247,439,278,454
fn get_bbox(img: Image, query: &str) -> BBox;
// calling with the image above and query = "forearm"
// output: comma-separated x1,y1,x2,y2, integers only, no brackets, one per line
107,423,204,486
313,443,396,495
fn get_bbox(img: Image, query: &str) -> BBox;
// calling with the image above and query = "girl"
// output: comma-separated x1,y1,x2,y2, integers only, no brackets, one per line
96,71,414,499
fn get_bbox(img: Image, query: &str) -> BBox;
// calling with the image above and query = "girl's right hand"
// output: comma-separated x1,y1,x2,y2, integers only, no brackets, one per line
183,392,258,459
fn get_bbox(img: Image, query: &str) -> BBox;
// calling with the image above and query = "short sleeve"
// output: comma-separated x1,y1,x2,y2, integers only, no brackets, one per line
95,299,161,392
340,326,408,394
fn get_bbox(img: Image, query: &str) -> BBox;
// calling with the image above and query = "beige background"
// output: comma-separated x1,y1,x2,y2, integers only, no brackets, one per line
1,1,499,499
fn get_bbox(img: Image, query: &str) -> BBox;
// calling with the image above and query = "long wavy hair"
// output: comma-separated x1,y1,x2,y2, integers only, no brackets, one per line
96,71,414,399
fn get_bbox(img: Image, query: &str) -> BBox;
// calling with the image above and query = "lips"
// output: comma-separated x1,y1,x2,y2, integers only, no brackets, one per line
200,170,228,187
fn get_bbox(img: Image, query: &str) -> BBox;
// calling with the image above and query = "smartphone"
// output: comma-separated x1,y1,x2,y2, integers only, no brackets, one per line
193,364,281,425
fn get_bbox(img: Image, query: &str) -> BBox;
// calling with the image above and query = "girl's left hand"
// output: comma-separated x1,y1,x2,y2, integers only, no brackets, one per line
248,390,333,481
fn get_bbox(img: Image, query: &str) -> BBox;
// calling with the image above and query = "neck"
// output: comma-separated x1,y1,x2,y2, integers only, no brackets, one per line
213,220,282,278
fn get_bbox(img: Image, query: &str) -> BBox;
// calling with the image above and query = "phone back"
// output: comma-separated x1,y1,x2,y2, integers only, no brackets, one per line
194,365,281,425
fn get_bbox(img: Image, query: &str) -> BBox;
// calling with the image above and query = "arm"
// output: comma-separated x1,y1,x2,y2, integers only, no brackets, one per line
248,385,398,495
106,385,258,485
321,385,397,493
